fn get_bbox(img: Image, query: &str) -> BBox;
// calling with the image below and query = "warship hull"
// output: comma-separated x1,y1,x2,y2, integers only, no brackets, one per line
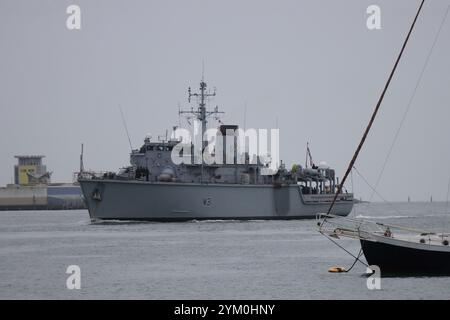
79,179,353,221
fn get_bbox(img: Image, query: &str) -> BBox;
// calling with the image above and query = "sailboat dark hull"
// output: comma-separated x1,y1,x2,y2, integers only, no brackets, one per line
360,238,450,276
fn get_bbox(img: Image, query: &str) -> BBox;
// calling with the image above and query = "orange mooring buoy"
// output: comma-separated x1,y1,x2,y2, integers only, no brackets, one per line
328,266,347,273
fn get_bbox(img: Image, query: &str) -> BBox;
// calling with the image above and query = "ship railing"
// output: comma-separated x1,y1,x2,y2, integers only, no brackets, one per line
316,213,449,243
298,184,353,201
75,171,111,181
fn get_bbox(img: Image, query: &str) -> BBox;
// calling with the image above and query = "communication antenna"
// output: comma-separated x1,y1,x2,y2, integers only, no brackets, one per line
244,101,247,131
79,143,84,174
118,104,133,152
202,59,205,81
179,79,224,143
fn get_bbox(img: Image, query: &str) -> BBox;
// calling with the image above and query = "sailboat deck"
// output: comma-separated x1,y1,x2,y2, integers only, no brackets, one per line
317,213,450,251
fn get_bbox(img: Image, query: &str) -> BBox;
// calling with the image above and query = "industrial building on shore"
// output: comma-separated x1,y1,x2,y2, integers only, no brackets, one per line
0,155,85,210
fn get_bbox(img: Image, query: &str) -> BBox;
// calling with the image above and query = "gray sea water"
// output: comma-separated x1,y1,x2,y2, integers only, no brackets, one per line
1,202,450,300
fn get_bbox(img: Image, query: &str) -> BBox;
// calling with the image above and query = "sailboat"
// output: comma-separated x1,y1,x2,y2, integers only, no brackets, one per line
317,0,450,276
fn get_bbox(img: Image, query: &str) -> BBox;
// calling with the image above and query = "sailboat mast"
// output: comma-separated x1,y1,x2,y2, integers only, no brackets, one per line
327,0,426,215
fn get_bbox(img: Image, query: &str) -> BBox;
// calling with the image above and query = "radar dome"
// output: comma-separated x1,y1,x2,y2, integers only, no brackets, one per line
318,161,329,169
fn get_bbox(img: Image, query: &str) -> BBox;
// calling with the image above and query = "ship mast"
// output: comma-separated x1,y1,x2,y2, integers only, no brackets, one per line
180,79,223,148
179,78,224,182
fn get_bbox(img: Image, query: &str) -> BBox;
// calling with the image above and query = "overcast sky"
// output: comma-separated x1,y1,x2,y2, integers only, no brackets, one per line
1,0,449,201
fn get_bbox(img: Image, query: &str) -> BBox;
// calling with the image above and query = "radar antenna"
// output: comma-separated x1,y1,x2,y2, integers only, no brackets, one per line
179,80,224,148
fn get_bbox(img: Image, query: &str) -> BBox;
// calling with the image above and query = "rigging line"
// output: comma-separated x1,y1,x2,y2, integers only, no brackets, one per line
352,166,404,217
325,0,425,218
368,1,450,204
443,175,450,238
321,232,368,268
350,168,357,217
446,176,450,215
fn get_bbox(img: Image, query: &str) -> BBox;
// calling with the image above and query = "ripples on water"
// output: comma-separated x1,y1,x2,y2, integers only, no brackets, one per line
0,202,449,299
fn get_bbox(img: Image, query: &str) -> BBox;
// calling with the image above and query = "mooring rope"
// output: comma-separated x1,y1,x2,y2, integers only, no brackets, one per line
321,232,369,269
345,248,365,272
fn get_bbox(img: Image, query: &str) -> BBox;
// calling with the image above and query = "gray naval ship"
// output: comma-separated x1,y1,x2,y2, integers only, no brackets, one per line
79,79,353,221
